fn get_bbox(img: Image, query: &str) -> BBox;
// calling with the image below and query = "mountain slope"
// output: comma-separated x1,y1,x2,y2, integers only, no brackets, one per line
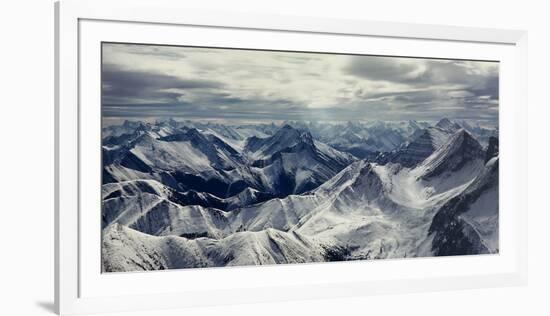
413,129,486,194
103,190,232,239
101,119,499,272
376,126,454,168
435,118,462,132
245,125,355,195
298,120,428,159
428,157,499,255
418,129,484,179
102,223,325,272
103,124,356,199
228,158,468,260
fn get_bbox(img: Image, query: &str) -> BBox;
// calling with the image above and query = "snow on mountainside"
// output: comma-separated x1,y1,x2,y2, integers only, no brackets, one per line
227,152,473,261
149,128,247,171
102,183,232,239
418,129,484,179
283,120,429,159
103,124,355,199
455,120,499,147
102,223,325,272
245,126,356,195
103,128,244,174
102,130,270,200
435,118,462,132
103,122,179,147
102,179,274,231
429,157,499,255
245,125,305,160
414,129,486,194
375,126,454,167
101,118,499,272
102,120,143,138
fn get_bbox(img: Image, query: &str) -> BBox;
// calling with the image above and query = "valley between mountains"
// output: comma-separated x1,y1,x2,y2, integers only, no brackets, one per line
101,118,499,272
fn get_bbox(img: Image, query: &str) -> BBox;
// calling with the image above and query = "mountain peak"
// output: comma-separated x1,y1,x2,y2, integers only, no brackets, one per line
122,120,135,128
245,124,304,159
435,118,461,131
274,124,295,132
375,126,453,168
135,122,150,132
452,128,481,148
299,131,314,146
272,124,302,140
185,127,203,138
436,117,451,126
164,118,179,127
419,128,484,179
158,127,208,143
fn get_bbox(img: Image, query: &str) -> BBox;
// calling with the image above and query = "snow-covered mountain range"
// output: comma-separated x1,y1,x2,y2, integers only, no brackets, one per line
101,118,499,272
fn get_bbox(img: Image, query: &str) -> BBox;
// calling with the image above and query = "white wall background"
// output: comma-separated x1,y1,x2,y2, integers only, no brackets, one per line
0,0,547,315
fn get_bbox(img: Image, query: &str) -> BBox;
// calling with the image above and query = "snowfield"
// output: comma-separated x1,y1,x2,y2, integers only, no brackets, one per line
101,118,499,272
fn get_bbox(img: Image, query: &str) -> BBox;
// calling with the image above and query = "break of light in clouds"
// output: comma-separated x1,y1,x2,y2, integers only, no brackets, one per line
102,43,499,123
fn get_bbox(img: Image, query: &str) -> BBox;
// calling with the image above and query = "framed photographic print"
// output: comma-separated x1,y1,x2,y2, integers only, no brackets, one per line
55,0,528,314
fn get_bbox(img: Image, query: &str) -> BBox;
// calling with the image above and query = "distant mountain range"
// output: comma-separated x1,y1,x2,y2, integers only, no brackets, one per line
101,118,499,272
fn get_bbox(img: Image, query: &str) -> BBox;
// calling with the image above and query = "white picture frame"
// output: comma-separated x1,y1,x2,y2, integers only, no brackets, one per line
55,0,528,314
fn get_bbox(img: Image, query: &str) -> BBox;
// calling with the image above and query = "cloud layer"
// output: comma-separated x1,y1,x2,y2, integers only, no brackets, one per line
102,43,499,122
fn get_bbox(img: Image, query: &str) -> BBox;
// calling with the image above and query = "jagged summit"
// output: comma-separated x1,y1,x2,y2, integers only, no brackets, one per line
159,127,207,143
244,124,314,159
419,129,485,179
435,118,462,132
121,119,139,128
101,118,499,272
243,124,355,195
376,126,453,168
429,157,499,255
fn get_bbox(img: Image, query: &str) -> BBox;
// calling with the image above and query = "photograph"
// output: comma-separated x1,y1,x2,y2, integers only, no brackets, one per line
100,42,499,272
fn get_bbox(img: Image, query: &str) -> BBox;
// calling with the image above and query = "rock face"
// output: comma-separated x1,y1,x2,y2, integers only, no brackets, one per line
485,136,499,163
103,124,355,200
376,127,454,167
435,118,462,132
102,223,325,272
245,126,356,195
419,129,485,180
279,120,429,159
101,118,499,272
245,124,304,159
428,157,499,256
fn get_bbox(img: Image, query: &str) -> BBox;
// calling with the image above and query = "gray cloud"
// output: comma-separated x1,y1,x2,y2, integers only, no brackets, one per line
101,43,499,123
466,74,499,100
108,44,189,60
343,56,498,121
102,64,223,104
102,102,366,122
346,58,419,84
346,57,498,90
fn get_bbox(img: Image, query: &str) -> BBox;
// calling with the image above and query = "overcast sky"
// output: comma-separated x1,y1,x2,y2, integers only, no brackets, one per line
102,43,499,123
